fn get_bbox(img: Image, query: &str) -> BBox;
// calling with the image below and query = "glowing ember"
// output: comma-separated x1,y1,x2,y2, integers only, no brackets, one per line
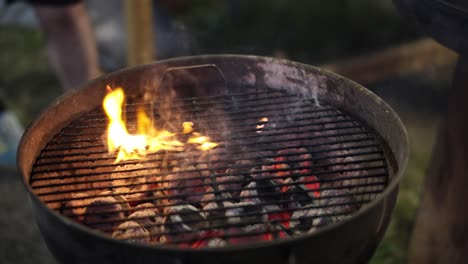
103,86,218,162
256,117,268,131
187,132,219,151
182,122,194,134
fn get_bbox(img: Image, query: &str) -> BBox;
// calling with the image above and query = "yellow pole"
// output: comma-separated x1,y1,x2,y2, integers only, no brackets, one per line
124,0,155,66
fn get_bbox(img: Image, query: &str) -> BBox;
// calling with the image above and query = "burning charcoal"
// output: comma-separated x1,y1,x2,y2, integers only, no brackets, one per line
308,216,333,234
225,202,267,225
227,224,270,244
283,181,315,210
317,152,367,188
268,212,291,232
152,190,186,215
251,161,276,180
189,230,226,248
134,202,157,211
239,182,259,203
159,235,169,243
112,221,151,243
257,179,283,212
339,156,368,187
289,203,330,234
225,159,255,180
207,238,228,247
200,186,232,207
163,170,184,197
203,201,234,228
240,180,282,212
128,208,164,241
163,166,205,205
249,160,282,183
319,189,358,221
84,195,126,233
276,148,313,170
162,204,208,243
111,164,149,205
62,192,91,221
273,148,313,181
296,175,321,197
99,190,131,215
198,147,229,173
195,162,211,178
216,175,244,198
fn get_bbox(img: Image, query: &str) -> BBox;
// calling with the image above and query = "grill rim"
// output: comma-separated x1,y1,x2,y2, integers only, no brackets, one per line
18,54,409,253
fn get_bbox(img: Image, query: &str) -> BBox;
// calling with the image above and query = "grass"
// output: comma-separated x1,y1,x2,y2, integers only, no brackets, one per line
0,26,61,125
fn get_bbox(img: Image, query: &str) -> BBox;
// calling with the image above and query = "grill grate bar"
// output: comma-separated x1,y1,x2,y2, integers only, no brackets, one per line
62,105,342,136
51,172,387,206
66,92,334,126
31,152,381,187
67,196,379,241
35,161,386,197
78,201,376,240
34,147,378,173
34,153,383,188
36,127,370,166
33,151,383,189
34,160,380,198
59,186,381,223
44,112,357,148
35,134,375,166
35,130,376,165
100,208,363,245
40,122,359,152
32,142,381,180
146,202,371,245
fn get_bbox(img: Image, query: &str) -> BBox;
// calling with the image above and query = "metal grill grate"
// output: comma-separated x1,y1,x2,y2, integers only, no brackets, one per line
29,88,390,248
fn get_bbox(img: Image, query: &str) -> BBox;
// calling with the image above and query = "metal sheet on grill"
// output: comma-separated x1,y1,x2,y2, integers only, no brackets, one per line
29,88,389,248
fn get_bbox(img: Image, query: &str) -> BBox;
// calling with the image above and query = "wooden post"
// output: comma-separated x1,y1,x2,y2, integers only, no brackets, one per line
124,0,155,66
408,54,468,263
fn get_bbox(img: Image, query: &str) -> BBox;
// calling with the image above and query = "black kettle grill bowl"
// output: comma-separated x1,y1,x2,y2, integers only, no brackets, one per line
18,55,408,264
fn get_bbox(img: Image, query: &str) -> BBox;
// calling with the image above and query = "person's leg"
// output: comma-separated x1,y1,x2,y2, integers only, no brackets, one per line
0,1,100,168
33,1,100,91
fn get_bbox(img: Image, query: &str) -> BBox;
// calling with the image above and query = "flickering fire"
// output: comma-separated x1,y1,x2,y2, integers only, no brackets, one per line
256,117,268,129
182,122,194,134
103,86,218,162
256,117,268,133
188,133,219,151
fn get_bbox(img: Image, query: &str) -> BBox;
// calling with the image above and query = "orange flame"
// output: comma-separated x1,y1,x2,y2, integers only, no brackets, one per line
182,122,194,134
188,133,219,151
103,86,218,162
256,117,268,129
256,117,269,133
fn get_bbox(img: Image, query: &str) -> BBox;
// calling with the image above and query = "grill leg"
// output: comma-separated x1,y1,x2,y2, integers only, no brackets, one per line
408,55,468,263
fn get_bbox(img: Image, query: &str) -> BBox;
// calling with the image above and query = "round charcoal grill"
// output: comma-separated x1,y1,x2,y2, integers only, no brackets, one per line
30,91,388,244
18,55,408,264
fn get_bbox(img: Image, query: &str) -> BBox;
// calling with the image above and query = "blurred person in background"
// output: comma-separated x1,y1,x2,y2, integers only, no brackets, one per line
31,0,100,91
0,0,198,168
0,0,100,168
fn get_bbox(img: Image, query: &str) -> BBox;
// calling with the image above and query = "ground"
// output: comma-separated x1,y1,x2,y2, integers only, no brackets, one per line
0,170,57,264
